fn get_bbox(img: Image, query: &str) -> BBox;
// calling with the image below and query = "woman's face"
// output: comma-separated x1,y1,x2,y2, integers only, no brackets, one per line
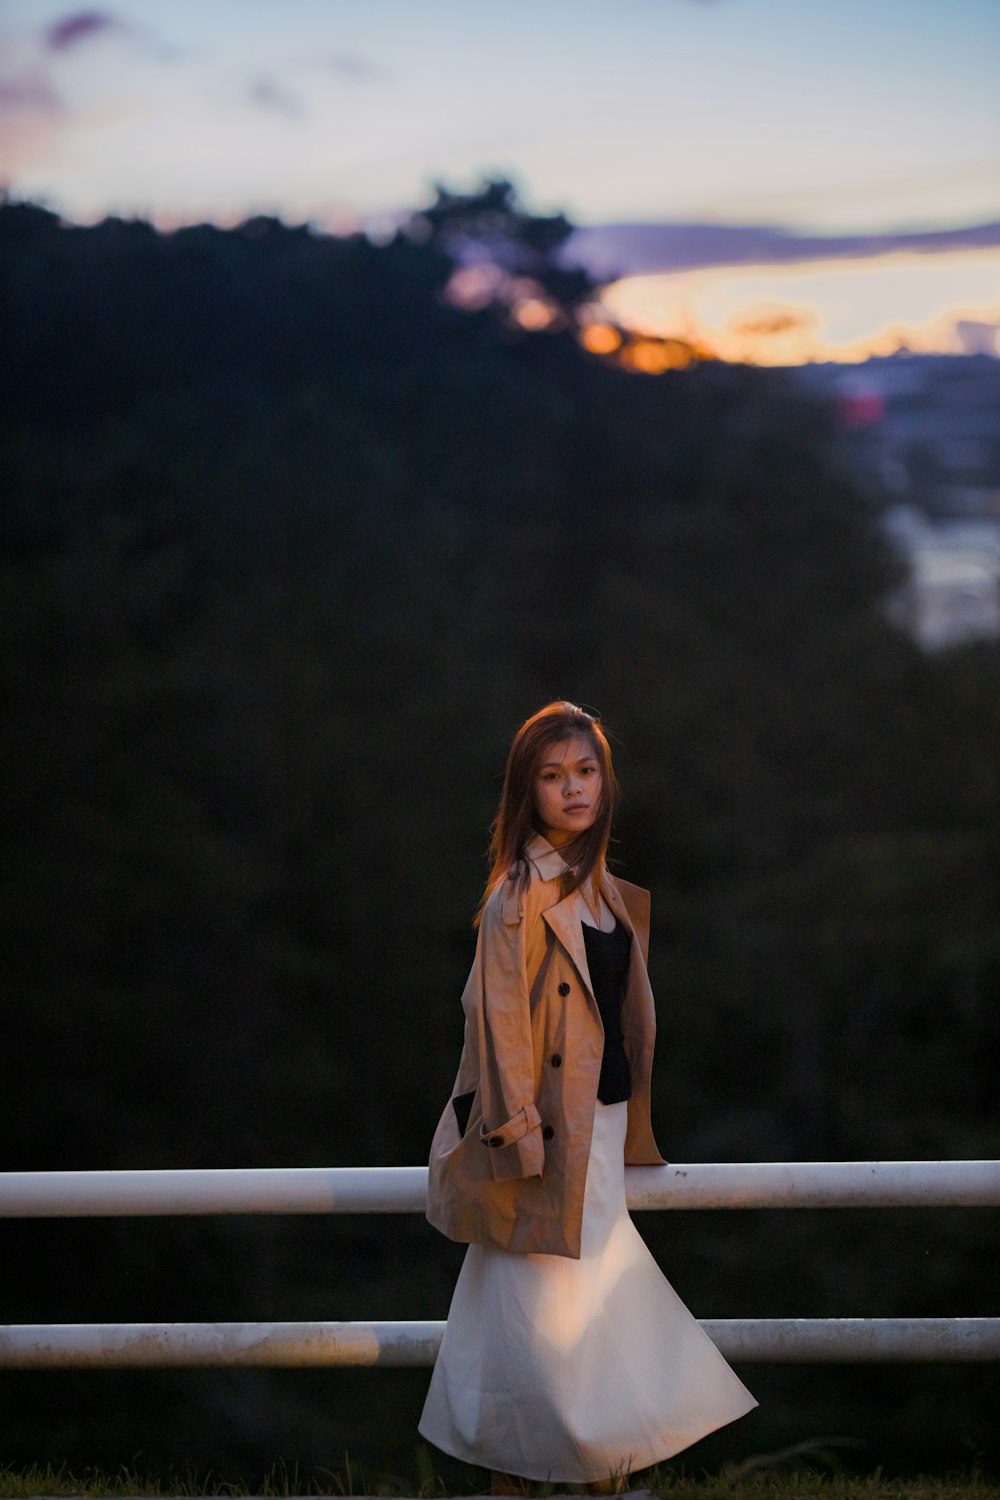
533,735,603,848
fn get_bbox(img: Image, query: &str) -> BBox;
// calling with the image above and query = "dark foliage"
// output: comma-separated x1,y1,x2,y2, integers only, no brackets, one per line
0,188,997,1481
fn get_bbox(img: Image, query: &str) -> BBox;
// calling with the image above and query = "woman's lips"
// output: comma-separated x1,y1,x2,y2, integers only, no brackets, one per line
564,805,589,814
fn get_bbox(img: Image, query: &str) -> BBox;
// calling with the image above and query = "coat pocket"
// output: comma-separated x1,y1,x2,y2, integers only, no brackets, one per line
451,1089,476,1137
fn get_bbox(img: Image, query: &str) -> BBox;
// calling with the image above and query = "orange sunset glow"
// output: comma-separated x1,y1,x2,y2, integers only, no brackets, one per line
593,249,1000,367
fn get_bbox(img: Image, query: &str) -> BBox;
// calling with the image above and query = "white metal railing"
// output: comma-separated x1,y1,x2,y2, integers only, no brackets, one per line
2,1319,999,1369
2,1161,998,1370
3,1160,999,1217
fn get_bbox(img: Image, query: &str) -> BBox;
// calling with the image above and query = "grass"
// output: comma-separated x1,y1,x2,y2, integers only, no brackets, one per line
0,1460,996,1500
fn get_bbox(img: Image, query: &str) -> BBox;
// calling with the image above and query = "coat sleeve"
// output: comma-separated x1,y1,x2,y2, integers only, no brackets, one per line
470,886,544,1181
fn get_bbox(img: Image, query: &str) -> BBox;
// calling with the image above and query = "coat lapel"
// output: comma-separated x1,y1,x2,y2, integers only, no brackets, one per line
602,871,654,1047
528,835,651,1007
541,893,595,1002
603,871,650,965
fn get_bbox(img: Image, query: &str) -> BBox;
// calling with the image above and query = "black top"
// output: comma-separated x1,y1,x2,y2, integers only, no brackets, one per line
582,917,633,1105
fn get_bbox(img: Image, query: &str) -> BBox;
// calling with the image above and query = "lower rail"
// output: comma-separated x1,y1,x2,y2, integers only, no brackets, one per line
2,1319,998,1368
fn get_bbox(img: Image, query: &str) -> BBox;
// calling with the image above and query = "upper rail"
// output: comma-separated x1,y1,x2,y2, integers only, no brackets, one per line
2,1160,998,1217
3,1318,999,1368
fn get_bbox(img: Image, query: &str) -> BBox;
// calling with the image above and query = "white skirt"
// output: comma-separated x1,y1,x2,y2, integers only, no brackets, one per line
419,1100,758,1484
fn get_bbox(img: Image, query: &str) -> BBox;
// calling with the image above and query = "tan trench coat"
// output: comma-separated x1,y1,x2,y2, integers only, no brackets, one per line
426,832,666,1259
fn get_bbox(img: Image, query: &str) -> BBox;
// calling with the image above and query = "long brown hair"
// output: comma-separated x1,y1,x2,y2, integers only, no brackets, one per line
475,701,619,925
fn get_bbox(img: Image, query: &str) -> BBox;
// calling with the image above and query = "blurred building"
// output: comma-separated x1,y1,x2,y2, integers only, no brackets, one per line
796,354,1000,650
881,504,1000,649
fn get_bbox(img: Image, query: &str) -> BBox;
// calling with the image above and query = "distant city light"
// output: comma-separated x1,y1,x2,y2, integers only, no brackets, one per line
617,339,699,373
579,324,622,355
511,297,557,331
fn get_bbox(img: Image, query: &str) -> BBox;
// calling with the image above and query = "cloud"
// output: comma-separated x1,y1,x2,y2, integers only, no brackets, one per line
323,50,387,81
564,220,1000,279
0,59,64,174
284,48,390,87
44,11,126,53
0,67,60,113
242,50,387,118
43,9,182,64
247,73,306,118
0,8,160,181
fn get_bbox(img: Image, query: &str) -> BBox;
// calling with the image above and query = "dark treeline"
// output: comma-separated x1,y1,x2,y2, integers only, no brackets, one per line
1,187,998,1482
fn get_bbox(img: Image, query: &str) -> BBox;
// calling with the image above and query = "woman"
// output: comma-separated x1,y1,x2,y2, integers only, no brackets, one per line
420,702,756,1493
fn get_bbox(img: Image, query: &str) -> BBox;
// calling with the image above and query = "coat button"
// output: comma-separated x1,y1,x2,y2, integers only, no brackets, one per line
542,1125,555,1141
487,1135,503,1148
551,1053,562,1068
557,982,570,996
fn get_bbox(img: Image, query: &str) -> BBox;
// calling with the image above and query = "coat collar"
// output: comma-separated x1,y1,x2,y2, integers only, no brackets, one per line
524,830,570,882
525,833,640,1003
524,832,628,919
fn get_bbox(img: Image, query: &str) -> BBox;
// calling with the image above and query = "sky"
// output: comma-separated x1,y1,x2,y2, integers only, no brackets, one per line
595,245,1000,363
2,0,998,363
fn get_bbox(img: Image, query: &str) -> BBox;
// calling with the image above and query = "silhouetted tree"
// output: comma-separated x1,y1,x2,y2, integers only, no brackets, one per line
408,176,597,323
